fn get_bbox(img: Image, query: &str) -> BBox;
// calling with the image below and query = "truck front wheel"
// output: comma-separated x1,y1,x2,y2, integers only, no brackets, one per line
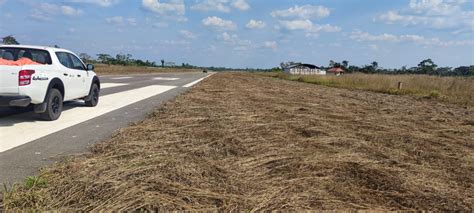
85,83,99,107
40,88,63,121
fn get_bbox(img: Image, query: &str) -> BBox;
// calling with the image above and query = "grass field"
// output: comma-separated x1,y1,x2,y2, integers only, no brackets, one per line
94,64,201,75
265,72,474,106
2,73,472,211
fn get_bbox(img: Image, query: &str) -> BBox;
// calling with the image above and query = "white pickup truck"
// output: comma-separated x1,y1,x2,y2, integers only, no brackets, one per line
0,45,100,121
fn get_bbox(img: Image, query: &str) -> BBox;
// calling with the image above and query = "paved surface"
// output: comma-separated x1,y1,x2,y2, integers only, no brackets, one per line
0,72,212,184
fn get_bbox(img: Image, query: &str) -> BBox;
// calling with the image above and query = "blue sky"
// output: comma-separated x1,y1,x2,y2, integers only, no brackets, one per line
0,0,473,68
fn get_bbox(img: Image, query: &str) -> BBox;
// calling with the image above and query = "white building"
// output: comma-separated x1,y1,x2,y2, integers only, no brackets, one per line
284,63,326,75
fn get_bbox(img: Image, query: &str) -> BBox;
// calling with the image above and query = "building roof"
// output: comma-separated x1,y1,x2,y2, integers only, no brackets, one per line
327,67,345,72
286,63,319,69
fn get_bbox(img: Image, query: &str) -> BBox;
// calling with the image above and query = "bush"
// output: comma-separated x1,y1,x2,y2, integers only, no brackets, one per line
429,90,441,98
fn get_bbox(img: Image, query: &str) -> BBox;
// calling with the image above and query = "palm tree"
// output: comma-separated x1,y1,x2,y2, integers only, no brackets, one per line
161,59,165,68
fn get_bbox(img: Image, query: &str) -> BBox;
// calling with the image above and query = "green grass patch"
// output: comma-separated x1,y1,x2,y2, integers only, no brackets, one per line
24,176,47,189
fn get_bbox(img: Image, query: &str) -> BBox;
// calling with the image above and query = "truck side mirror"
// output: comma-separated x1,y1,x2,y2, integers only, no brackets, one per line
87,64,94,71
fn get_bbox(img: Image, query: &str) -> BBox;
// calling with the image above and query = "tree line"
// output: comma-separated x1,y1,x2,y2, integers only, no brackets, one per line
327,59,473,76
80,53,161,67
279,58,473,76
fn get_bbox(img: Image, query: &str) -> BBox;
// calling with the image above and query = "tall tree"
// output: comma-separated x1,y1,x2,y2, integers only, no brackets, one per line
347,65,360,73
417,59,438,75
79,53,92,62
436,67,452,76
116,53,128,65
329,60,335,67
342,60,349,69
97,54,112,64
371,61,379,71
161,59,165,68
2,35,19,45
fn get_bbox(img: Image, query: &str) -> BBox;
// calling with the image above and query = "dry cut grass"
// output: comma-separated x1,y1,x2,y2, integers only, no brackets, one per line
266,72,474,106
94,64,200,75
2,73,473,211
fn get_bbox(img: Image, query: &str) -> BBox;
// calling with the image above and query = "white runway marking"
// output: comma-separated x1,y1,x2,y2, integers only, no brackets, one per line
110,77,132,80
0,85,176,152
183,73,215,88
153,77,180,81
101,83,129,89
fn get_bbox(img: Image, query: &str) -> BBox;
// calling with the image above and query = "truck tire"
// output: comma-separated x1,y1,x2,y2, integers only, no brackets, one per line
85,83,99,107
40,88,63,121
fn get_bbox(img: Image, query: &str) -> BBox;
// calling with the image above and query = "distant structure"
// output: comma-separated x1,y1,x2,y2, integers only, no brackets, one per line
283,63,326,75
327,67,345,76
165,62,176,67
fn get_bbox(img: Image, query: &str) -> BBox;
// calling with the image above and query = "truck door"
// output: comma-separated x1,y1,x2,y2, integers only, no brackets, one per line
66,53,88,97
55,52,83,99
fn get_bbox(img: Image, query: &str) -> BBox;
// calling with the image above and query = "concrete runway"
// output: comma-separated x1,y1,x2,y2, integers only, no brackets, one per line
0,72,213,184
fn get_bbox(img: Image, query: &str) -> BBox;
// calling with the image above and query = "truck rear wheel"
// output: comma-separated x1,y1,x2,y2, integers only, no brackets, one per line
40,88,63,121
85,83,99,107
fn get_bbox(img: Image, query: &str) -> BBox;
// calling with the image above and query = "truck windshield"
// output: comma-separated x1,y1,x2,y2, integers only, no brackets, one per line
0,47,52,65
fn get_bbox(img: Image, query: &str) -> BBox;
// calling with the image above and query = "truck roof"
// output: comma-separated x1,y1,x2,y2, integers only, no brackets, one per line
0,44,70,52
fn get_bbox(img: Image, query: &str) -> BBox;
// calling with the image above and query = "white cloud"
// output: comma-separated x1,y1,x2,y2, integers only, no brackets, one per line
246,19,265,29
61,5,83,16
263,41,278,50
314,24,341,32
219,32,238,43
376,0,473,31
152,22,169,28
30,13,50,21
369,44,379,51
142,0,186,21
271,4,339,36
191,0,250,12
350,30,474,47
207,44,217,52
180,30,197,39
408,0,463,15
232,0,250,11
279,19,313,30
67,0,120,7
271,5,330,20
191,0,230,13
30,3,83,20
218,32,252,51
106,16,137,26
202,16,237,31
278,19,341,33
350,30,399,42
162,39,190,45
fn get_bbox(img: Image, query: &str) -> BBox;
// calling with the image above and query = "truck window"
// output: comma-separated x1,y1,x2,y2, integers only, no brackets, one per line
67,53,86,70
0,47,52,64
56,52,74,69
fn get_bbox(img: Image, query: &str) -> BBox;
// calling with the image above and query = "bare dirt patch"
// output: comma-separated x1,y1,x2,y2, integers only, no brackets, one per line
3,73,473,211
